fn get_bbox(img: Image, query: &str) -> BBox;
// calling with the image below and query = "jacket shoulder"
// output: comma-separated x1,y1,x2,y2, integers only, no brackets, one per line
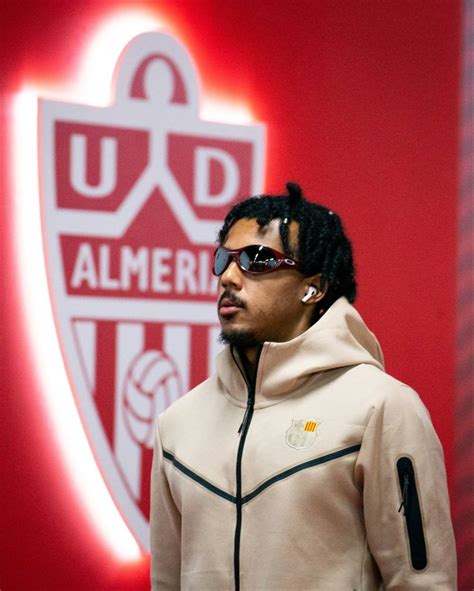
341,363,433,424
157,374,221,432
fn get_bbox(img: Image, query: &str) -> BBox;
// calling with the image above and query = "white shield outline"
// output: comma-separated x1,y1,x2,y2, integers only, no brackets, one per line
39,31,265,550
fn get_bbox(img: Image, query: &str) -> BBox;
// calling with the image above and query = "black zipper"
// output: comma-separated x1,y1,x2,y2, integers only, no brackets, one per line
238,398,252,435
396,457,427,570
232,347,261,591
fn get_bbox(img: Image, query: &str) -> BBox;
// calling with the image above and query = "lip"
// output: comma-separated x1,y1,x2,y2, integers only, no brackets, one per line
219,304,242,317
218,296,244,317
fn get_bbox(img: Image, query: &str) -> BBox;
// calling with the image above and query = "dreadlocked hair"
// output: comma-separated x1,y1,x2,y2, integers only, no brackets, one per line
217,182,357,315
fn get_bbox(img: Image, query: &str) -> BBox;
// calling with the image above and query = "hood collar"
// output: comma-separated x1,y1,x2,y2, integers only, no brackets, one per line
216,297,384,407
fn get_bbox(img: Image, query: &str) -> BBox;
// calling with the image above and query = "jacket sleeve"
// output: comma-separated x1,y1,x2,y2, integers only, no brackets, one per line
150,421,181,590
355,384,457,589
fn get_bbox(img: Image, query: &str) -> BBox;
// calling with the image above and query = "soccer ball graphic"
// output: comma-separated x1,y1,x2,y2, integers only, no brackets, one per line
122,349,182,448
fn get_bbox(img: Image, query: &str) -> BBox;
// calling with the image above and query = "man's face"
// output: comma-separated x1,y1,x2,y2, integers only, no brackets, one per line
217,217,312,347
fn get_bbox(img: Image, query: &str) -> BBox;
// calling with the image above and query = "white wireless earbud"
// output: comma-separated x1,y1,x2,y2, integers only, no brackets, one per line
301,286,318,303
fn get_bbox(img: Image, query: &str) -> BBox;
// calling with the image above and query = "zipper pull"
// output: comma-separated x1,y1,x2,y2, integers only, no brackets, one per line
238,402,251,435
398,472,410,515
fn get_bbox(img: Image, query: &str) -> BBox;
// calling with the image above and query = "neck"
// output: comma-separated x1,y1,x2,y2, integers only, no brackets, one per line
239,346,259,383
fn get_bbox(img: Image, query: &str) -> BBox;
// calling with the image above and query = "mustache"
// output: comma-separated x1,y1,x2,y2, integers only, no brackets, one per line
218,290,246,309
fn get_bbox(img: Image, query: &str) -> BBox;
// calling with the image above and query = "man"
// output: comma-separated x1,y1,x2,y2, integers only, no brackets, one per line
150,183,456,590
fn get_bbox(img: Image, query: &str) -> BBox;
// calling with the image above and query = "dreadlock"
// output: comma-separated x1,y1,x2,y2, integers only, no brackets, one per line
217,182,357,315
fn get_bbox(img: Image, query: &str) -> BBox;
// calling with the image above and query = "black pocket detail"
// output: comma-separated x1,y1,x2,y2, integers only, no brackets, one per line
396,457,427,570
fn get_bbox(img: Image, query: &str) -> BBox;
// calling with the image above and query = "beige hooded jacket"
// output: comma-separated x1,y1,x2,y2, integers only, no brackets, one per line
150,297,456,590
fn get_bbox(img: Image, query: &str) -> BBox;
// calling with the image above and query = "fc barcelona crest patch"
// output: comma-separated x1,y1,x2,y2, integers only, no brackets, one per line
286,419,320,450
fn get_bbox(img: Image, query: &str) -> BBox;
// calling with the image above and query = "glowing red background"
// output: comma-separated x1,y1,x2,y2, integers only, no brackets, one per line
1,2,463,589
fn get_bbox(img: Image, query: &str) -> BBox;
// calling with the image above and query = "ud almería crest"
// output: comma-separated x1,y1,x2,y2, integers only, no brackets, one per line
40,31,265,550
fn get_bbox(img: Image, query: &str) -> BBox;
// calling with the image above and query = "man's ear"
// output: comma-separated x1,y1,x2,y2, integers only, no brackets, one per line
301,273,328,305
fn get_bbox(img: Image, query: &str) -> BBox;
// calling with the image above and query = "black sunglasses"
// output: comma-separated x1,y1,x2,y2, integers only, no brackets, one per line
212,244,301,276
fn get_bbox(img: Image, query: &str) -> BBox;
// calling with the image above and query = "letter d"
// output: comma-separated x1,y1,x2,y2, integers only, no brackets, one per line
194,147,239,207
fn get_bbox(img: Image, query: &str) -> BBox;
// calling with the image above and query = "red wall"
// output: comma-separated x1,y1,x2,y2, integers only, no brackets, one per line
1,2,461,589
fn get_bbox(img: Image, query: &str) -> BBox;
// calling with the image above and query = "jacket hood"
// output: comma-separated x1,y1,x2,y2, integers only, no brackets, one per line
216,297,385,407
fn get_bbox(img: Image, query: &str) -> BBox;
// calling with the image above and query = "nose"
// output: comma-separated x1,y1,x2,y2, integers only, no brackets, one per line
219,259,243,290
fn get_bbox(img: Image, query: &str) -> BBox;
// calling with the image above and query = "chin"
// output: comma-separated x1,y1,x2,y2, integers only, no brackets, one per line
219,328,263,348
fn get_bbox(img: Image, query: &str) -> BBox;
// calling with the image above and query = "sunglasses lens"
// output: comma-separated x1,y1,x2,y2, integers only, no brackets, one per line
213,247,231,275
213,245,286,275
241,245,279,273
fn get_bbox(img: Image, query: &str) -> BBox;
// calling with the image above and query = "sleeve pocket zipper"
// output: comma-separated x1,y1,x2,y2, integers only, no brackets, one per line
396,457,428,570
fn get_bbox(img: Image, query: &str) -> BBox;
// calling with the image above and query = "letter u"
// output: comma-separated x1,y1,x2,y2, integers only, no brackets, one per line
70,133,117,198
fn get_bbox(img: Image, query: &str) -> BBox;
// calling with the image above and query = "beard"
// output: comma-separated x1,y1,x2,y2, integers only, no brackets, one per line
219,328,263,348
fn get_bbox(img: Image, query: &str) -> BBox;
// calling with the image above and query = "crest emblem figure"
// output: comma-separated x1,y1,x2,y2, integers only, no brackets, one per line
286,419,320,450
39,31,265,550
